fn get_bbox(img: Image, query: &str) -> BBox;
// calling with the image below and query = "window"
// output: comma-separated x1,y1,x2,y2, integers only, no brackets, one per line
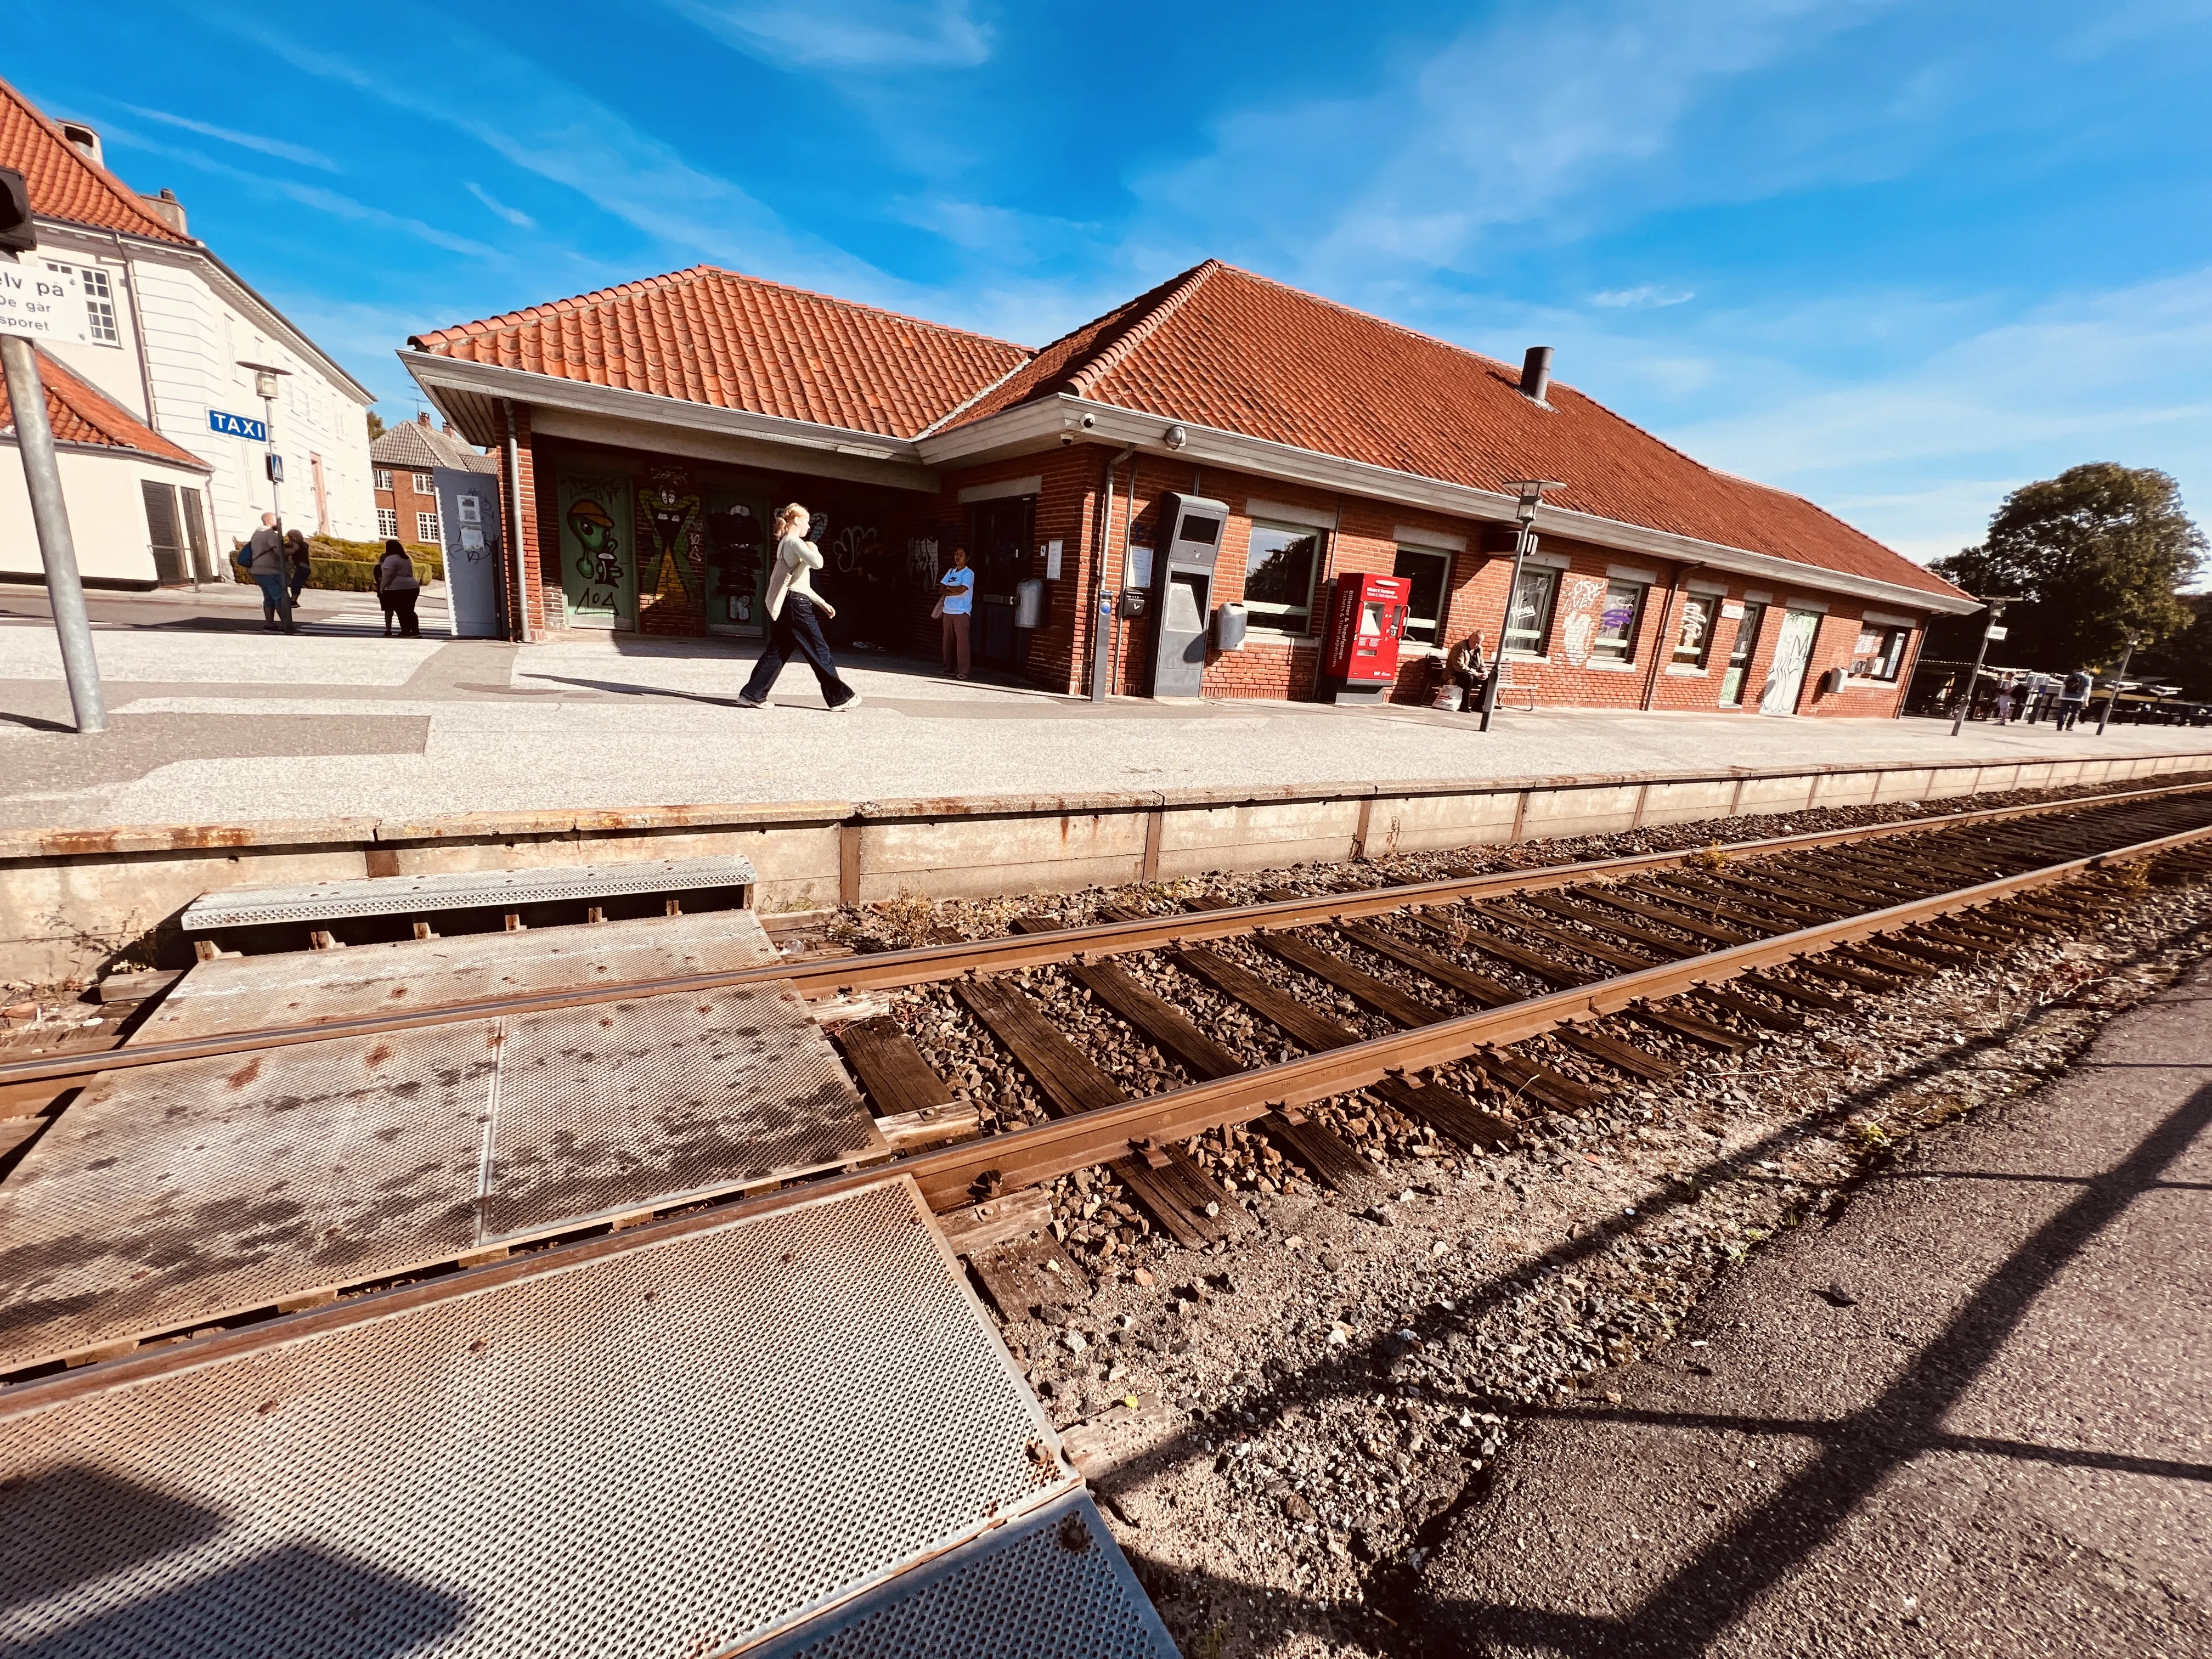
1504,565,1559,655
1672,592,1718,669
47,264,120,344
1590,579,1649,662
1850,624,1911,682
1392,546,1452,649
413,472,435,494
377,507,400,540
1244,522,1323,633
416,510,442,543
1719,601,1765,706
374,469,393,492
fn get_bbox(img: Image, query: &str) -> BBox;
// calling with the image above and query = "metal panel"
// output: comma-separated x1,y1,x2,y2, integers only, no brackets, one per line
138,910,779,1041
0,1179,1078,1658
179,856,759,930
754,1493,1178,1659
0,981,883,1372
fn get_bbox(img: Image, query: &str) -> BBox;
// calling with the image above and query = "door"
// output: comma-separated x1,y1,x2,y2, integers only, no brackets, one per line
703,492,770,636
967,495,1032,667
1718,601,1765,706
179,488,213,582
438,468,503,638
140,480,186,585
557,470,635,628
1759,608,1820,715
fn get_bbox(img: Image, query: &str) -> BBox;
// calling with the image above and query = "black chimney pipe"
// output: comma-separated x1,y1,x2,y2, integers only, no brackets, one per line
1520,346,1553,404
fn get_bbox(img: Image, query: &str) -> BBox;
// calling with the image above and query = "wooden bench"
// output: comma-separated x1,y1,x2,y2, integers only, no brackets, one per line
1492,662,1539,711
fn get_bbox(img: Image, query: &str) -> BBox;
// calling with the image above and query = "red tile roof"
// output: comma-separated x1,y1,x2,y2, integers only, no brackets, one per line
0,347,210,469
410,266,1030,442
0,75,190,243
956,261,1966,602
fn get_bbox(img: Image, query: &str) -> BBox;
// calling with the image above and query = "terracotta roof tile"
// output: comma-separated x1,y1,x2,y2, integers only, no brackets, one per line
0,76,191,244
371,416,497,473
955,261,1965,602
0,347,209,469
411,266,1031,442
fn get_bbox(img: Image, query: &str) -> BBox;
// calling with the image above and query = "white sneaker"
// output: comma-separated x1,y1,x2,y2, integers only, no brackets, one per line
834,693,864,712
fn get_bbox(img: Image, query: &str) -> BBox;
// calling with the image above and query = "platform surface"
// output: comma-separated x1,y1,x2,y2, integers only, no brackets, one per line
179,855,758,930
0,1178,1079,1658
0,913,882,1372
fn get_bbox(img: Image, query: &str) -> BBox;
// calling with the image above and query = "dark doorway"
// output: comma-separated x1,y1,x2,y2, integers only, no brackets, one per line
140,481,186,585
965,495,1033,667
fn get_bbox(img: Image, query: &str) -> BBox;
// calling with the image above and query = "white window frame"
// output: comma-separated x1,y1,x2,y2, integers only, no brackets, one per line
1850,624,1911,682
46,262,120,345
1504,565,1560,658
413,472,435,494
1243,520,1324,635
376,507,399,540
1391,545,1453,651
415,510,441,543
1589,579,1650,664
1671,591,1718,669
374,469,393,492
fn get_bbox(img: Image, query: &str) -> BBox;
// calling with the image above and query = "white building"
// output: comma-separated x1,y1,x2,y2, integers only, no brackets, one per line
0,76,376,586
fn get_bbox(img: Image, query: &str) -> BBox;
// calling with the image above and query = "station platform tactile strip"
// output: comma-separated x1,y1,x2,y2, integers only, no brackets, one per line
0,973,884,1372
0,1178,1077,1658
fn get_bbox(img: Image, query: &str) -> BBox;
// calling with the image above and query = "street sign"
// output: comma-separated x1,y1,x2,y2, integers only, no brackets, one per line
1985,624,2008,640
208,409,267,442
0,260,89,345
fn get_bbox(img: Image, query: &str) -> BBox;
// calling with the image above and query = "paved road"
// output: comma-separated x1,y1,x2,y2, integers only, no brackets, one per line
3,581,2207,834
1415,954,2212,1657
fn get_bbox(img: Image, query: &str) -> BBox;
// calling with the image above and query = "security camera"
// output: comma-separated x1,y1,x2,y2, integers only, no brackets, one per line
1080,413,1097,430
1059,429,1076,445
1164,423,1188,450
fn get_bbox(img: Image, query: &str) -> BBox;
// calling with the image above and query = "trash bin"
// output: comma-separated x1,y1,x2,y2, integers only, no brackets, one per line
1212,602,1248,651
1014,577,1045,631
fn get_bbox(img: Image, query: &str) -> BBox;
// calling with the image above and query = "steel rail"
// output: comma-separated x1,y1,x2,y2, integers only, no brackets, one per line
18,817,2209,1389
3,777,2208,1093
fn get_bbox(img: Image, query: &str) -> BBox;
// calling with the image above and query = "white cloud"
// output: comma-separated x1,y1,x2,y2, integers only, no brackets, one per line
117,103,339,171
465,182,536,230
669,0,990,69
1590,284,1695,309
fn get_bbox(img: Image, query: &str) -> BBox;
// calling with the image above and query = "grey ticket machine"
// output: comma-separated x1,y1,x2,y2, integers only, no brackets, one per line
1146,492,1227,698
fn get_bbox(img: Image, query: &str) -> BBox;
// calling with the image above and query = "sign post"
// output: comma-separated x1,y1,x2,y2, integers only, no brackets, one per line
1948,598,2009,737
0,252,105,733
1479,479,1562,732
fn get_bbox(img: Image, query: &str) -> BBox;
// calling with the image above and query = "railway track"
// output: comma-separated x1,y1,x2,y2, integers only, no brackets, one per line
4,780,2211,1378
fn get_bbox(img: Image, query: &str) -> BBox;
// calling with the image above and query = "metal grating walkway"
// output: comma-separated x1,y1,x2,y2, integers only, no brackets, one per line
178,856,758,931
0,1179,1085,1657
0,916,884,1371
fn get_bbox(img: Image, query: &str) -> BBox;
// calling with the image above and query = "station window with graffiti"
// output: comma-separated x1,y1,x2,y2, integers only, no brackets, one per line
1672,592,1718,669
1503,566,1559,656
1590,579,1649,662
1851,624,1911,681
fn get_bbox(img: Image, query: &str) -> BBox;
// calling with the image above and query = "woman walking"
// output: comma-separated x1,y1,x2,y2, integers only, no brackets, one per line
737,504,861,710
284,529,313,610
939,545,974,679
375,538,422,637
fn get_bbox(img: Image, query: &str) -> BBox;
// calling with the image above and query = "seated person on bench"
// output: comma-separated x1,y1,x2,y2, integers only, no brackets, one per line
1445,630,1490,712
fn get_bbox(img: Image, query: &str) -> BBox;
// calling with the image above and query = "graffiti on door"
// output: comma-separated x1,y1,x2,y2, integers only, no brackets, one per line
557,471,633,627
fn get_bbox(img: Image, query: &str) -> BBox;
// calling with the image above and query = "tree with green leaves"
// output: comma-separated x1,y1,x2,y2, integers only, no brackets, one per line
1932,463,2204,670
365,409,387,441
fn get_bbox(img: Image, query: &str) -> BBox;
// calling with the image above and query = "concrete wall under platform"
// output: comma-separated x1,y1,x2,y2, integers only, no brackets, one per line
3,749,2207,984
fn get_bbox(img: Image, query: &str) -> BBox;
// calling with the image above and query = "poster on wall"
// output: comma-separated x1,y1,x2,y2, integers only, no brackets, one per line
1554,573,1609,668
558,471,634,628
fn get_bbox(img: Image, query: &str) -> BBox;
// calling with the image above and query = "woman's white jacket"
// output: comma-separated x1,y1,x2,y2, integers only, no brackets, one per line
765,534,822,621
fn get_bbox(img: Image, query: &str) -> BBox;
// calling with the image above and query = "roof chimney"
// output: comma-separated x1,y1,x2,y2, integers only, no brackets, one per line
58,122,102,168
418,411,432,426
1520,346,1553,406
136,187,187,236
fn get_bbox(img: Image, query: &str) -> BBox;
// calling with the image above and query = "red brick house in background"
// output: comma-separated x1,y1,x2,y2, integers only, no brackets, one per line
369,413,496,546
397,261,1975,716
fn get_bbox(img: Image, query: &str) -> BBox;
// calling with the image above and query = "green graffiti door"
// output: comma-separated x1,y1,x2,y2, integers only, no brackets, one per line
558,470,636,628
703,491,771,636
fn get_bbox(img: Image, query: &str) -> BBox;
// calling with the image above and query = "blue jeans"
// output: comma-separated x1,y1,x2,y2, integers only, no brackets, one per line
251,573,294,624
741,594,855,706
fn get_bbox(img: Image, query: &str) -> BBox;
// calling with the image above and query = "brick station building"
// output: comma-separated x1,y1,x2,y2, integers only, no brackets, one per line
399,259,1974,714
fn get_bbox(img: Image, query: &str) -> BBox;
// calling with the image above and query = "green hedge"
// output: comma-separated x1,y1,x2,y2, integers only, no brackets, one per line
229,538,444,590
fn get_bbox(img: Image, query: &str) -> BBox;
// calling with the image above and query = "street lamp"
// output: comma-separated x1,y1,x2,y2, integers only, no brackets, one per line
236,360,292,529
1949,596,2012,737
2096,628,2142,736
1479,478,1565,733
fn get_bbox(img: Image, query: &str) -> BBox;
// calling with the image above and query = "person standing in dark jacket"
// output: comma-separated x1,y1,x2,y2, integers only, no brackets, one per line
375,539,422,637
284,529,313,608
245,512,295,633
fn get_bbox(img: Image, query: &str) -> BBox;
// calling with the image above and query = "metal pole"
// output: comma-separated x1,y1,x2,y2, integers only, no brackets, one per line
2096,636,2136,736
1477,522,1533,732
1948,599,2005,737
1,334,106,732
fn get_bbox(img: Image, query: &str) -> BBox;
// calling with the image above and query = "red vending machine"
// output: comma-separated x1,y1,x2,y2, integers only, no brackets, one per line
1320,572,1412,703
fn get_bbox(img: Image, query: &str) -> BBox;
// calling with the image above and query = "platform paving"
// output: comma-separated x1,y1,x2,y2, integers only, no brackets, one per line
1415,951,2212,1657
4,580,2208,834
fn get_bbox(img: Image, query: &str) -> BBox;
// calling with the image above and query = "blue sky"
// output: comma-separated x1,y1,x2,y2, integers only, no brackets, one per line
14,0,2211,570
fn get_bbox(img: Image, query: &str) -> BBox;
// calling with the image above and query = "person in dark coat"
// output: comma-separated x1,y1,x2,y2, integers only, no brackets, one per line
374,539,422,637
284,529,313,607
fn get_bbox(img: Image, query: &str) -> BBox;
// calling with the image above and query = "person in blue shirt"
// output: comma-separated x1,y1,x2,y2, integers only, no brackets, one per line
939,545,975,679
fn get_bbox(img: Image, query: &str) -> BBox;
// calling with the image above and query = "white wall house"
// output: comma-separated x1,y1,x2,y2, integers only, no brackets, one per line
0,78,376,586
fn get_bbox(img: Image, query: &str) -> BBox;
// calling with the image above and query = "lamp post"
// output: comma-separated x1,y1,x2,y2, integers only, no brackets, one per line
1949,596,2011,737
236,359,291,528
1479,478,1564,733
2095,629,2141,736
0,334,105,732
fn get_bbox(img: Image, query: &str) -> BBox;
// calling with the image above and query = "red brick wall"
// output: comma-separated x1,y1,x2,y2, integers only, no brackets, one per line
927,449,1102,691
